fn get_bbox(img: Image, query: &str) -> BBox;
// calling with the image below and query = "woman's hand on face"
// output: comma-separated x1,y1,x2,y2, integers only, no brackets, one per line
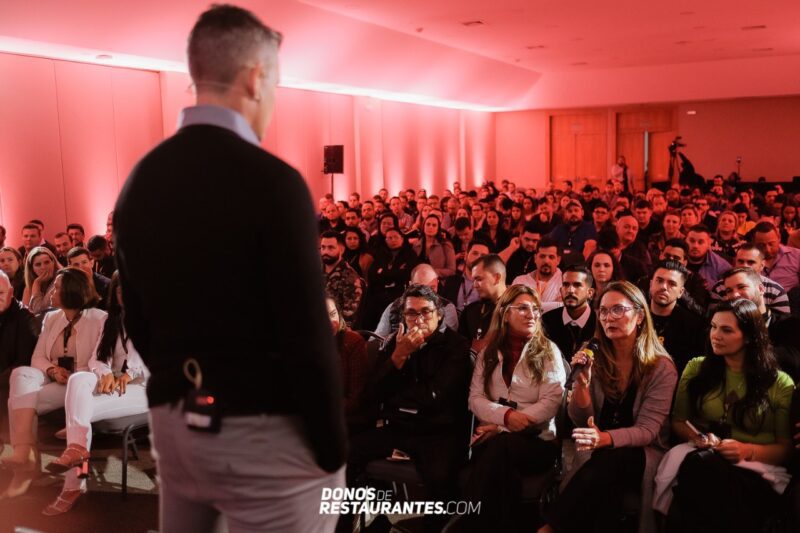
96,373,116,394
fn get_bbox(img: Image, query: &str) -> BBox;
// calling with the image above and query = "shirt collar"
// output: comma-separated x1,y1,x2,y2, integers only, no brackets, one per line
562,304,592,329
178,105,260,146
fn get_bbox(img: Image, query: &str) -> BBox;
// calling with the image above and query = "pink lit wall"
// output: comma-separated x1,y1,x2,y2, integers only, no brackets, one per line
0,53,162,247
495,110,550,191
159,72,497,204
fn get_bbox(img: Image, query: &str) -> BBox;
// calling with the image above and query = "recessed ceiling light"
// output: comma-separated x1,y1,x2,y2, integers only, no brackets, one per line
461,20,484,27
686,110,697,115
526,44,546,50
95,53,113,60
741,25,767,30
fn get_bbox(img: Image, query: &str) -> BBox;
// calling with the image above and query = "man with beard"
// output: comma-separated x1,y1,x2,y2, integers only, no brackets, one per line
503,222,542,282
460,254,507,351
441,239,490,312
616,212,652,274
320,231,363,326
648,261,706,374
542,265,596,360
721,267,800,382
633,200,660,244
685,224,731,290
548,201,596,267
512,237,563,310
753,221,800,292
359,200,378,236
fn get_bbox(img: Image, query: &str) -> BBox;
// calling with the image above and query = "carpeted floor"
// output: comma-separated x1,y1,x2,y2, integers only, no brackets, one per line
0,418,159,533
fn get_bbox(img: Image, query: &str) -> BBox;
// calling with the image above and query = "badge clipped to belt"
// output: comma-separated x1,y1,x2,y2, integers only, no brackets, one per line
182,358,221,433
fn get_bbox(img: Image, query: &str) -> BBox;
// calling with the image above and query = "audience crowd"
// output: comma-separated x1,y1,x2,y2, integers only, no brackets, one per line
2,175,800,531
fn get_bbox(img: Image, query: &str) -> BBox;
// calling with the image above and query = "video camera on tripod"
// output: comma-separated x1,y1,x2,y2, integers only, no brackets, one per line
668,136,686,155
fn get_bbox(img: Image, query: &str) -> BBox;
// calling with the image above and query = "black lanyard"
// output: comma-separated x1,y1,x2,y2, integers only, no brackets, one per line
62,312,82,355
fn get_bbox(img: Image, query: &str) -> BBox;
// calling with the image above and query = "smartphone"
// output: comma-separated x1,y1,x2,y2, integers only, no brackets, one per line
684,420,705,438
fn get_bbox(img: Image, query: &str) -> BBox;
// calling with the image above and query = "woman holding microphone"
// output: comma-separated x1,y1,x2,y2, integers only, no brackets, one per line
539,281,677,533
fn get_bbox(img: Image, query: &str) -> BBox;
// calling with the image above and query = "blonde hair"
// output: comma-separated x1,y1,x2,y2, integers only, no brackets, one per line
594,281,669,399
481,285,555,396
23,246,63,291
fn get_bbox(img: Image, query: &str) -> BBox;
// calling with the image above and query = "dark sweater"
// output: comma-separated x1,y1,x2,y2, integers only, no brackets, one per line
0,299,38,373
114,124,346,472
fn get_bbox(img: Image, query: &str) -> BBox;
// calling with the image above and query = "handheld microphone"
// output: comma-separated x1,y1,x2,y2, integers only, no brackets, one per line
565,339,600,389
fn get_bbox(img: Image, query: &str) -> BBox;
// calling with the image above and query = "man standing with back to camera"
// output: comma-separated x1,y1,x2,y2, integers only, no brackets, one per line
114,5,346,532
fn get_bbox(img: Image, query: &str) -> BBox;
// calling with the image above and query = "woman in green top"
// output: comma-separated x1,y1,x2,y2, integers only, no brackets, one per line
668,298,794,533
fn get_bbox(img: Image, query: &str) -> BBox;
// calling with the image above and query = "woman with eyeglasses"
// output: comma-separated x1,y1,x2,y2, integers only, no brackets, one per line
1,268,106,500
456,285,565,531
539,281,677,533
663,299,793,533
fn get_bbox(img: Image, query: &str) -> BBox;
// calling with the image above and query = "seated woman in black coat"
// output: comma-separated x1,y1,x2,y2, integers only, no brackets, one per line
361,228,418,330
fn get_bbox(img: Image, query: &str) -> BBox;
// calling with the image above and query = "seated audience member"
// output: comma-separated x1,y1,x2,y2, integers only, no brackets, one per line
512,237,563,310
587,249,622,304
368,212,399,252
344,285,471,530
664,299,794,533
634,200,660,245
342,208,368,240
547,201,596,267
530,200,560,235
319,202,346,234
412,215,456,278
441,240,490,312
711,210,743,262
647,209,683,261
460,285,566,531
325,295,369,434
595,229,648,283
86,236,115,279
342,227,373,278
685,224,731,290
388,196,414,233
66,224,85,249
375,264,458,337
679,205,700,236
733,203,756,237
0,271,39,440
18,223,57,260
753,221,800,292
0,246,26,300
616,212,653,274
21,246,63,315
710,244,790,314
648,261,706,374
66,247,111,310
53,232,72,266
450,217,475,269
539,281,678,533
460,255,508,351
542,265,597,360
694,197,717,232
362,228,419,330
478,209,511,254
1,268,106,498
320,231,364,328
43,273,148,515
503,223,542,282
359,200,378,236
720,267,800,382
778,203,797,244
591,201,612,233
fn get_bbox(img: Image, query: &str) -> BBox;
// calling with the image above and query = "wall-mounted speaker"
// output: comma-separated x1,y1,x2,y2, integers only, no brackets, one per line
323,145,344,174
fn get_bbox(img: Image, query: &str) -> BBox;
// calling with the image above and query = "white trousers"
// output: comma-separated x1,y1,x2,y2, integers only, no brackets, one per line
61,371,148,490
150,403,345,533
8,366,68,442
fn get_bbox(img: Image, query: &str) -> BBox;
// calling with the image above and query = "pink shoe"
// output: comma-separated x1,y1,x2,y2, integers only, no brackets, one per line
45,444,89,474
42,489,82,516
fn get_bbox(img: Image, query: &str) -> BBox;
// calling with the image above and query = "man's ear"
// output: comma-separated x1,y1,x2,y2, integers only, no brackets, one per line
244,63,263,101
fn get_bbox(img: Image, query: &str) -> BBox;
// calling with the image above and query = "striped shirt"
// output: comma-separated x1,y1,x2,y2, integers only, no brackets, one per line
710,274,790,314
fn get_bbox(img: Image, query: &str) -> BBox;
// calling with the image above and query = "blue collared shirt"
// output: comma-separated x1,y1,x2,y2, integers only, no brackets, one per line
178,105,260,146
763,245,800,292
697,250,731,289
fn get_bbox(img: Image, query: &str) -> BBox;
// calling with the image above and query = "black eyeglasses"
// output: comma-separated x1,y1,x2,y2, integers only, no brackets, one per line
403,308,436,320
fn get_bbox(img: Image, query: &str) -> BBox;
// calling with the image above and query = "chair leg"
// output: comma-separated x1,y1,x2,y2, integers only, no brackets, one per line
121,425,132,500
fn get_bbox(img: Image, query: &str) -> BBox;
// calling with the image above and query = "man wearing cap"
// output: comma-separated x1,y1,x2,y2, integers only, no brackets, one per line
548,200,597,267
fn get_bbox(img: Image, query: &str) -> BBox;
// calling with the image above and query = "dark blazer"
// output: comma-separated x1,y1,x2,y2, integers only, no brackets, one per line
0,299,39,373
114,124,346,472
542,306,597,362
768,310,800,383
650,305,707,375
458,299,495,341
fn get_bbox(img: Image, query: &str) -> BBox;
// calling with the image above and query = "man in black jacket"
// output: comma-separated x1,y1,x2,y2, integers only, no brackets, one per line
114,6,346,532
542,265,596,362
346,286,472,529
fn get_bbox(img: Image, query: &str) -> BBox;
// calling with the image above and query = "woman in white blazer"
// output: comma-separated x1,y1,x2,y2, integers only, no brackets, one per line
1,268,106,499
43,272,149,515
459,284,567,531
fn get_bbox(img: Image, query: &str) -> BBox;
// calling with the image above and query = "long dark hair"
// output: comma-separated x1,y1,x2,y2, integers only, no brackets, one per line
687,299,778,434
96,272,123,364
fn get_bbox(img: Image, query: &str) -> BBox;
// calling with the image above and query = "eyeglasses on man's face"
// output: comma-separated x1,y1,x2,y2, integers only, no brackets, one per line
597,304,637,321
403,308,436,321
507,304,541,318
